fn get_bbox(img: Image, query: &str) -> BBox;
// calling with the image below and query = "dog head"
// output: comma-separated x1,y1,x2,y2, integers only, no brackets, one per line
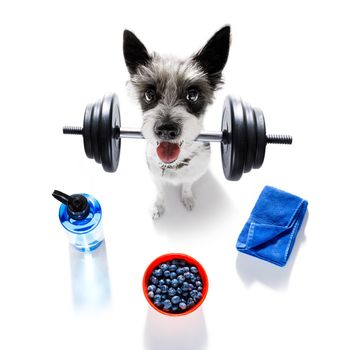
123,26,230,162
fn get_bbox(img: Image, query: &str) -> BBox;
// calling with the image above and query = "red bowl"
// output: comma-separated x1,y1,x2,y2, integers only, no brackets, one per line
143,253,209,316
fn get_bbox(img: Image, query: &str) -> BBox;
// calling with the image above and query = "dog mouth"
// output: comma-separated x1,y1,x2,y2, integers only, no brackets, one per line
156,141,183,164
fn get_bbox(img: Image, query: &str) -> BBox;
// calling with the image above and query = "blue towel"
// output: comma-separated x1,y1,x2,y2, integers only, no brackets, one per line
236,186,308,267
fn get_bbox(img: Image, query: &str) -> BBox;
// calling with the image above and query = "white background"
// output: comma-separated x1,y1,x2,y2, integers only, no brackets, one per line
1,0,349,349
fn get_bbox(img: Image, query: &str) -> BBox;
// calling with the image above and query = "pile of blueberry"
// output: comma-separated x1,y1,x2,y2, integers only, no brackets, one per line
147,258,204,314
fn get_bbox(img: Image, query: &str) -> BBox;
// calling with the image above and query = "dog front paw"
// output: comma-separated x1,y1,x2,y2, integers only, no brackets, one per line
182,195,195,211
152,203,165,220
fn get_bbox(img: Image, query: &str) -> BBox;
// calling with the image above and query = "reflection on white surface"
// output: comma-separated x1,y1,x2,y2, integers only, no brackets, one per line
144,307,208,350
69,241,111,311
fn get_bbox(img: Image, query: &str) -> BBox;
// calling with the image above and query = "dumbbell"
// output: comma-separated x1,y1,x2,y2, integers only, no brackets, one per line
63,93,292,180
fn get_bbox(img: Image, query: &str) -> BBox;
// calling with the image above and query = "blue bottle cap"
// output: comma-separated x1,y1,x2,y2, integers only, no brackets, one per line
52,190,90,220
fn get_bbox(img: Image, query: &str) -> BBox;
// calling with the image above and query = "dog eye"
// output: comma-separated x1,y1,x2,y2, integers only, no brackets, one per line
186,88,199,103
144,88,156,103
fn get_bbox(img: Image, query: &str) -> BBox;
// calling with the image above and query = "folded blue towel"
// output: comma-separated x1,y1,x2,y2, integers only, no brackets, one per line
236,186,308,267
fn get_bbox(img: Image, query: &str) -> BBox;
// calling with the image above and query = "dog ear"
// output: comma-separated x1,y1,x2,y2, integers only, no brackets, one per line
123,30,151,75
193,26,231,88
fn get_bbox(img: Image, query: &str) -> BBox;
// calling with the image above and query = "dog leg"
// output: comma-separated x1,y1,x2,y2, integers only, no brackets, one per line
152,179,165,220
181,182,195,211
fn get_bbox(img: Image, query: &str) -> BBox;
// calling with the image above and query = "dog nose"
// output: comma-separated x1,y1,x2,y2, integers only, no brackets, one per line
154,122,181,140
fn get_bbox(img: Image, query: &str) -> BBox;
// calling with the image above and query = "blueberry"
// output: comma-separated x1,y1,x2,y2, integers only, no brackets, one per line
154,294,162,302
171,305,179,312
182,282,189,291
160,285,168,294
163,270,171,278
168,287,176,296
190,276,197,283
156,288,161,294
197,286,203,292
170,272,177,279
148,291,154,298
163,299,172,309
190,266,198,274
195,281,202,288
179,302,187,310
148,285,157,293
188,284,194,291
154,300,162,308
169,264,177,272
197,292,202,299
177,287,183,295
190,290,198,299
184,271,191,279
184,266,190,272
176,267,184,275
182,292,189,297
178,275,185,283
153,269,163,277
179,260,186,266
187,297,195,306
160,263,168,270
171,259,179,265
150,276,158,285
171,295,181,304
165,278,171,285
158,279,165,286
171,279,179,287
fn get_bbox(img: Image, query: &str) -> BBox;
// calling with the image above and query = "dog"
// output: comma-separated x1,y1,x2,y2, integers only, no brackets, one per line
123,26,231,219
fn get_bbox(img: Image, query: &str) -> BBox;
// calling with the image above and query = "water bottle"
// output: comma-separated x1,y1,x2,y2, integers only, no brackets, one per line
52,190,104,252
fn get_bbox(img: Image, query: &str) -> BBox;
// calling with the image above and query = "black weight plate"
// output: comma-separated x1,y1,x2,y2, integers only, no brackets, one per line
91,99,102,164
243,103,257,173
99,94,121,172
253,107,266,169
83,103,93,159
221,96,247,181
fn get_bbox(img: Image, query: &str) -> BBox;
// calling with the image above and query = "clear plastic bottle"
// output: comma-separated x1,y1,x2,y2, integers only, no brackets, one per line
53,190,104,252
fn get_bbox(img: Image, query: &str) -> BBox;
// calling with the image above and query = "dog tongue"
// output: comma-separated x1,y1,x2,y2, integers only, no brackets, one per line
157,142,180,163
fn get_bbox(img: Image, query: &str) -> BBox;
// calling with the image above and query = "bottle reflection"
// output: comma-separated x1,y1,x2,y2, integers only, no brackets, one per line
69,241,111,311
